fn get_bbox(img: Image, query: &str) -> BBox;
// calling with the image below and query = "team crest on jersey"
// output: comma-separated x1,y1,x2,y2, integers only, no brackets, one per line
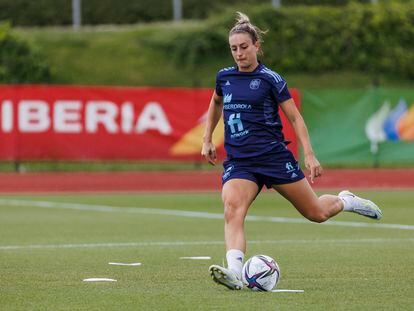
249,79,261,90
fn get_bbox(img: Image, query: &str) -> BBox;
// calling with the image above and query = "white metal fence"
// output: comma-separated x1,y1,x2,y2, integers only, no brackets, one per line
70,0,379,28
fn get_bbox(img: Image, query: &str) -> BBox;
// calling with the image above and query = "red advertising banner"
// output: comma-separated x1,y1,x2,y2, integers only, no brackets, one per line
0,85,300,161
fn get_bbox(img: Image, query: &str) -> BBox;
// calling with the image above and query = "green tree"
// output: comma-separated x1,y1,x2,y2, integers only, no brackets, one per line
0,23,51,83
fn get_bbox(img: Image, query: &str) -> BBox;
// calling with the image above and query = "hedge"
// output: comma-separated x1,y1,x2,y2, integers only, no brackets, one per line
158,2,414,79
0,23,51,83
0,0,384,26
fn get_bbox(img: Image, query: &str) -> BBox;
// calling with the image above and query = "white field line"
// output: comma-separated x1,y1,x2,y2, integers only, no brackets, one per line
1,238,413,251
0,198,413,231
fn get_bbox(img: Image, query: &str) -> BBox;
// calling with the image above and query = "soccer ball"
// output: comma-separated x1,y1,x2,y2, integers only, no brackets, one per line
242,255,280,291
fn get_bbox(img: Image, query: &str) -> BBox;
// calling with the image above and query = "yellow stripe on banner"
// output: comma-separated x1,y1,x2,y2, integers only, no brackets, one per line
170,118,224,156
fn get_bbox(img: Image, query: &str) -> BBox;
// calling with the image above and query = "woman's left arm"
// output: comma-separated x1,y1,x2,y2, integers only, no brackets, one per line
280,99,322,183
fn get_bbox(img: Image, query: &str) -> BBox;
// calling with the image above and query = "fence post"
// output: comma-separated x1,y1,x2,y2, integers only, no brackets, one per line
72,0,82,29
173,0,182,21
272,0,281,9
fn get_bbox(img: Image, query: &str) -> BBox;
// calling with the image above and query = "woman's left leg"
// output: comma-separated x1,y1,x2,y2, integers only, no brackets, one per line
272,178,343,223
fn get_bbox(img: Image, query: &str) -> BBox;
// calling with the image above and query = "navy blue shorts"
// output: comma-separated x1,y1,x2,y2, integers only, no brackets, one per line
222,142,305,190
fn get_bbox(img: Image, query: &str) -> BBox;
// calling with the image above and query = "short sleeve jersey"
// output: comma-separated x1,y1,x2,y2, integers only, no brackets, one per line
215,63,292,159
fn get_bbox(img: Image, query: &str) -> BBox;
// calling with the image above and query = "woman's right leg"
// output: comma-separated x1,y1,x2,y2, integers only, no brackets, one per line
209,178,259,290
222,178,260,252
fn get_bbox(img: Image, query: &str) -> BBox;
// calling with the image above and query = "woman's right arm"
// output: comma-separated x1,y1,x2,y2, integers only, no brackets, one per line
201,91,223,165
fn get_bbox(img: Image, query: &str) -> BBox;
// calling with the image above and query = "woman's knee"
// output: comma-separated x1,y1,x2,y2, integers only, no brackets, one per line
222,196,246,223
303,194,341,223
301,202,330,223
305,212,329,223
221,179,259,223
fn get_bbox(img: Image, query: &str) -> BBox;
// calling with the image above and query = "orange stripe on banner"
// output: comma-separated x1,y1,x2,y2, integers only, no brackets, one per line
170,117,225,156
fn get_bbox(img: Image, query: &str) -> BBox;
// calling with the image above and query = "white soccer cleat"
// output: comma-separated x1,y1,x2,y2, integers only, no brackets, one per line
209,265,243,290
339,190,382,220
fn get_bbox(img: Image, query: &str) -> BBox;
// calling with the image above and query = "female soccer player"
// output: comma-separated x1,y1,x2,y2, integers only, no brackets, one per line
201,12,382,290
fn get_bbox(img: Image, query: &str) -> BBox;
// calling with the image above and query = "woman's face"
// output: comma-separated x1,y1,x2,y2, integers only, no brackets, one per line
229,33,259,72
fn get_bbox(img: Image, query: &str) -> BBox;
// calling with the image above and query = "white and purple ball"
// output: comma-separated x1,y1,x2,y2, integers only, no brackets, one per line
242,255,280,291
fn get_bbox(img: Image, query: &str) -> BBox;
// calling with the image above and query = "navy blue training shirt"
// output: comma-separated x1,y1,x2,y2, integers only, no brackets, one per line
215,63,292,159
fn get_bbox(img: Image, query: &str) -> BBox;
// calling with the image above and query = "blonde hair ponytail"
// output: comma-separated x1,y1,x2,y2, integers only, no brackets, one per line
229,12,267,44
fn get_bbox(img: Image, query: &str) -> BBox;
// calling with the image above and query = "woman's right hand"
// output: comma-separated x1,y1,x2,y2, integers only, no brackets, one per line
201,142,217,165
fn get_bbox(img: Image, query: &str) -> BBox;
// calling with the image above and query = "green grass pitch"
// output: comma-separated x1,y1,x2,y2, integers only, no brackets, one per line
0,190,413,310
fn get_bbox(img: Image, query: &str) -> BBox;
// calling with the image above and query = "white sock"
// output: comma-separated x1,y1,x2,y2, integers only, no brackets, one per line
226,249,244,278
339,196,354,212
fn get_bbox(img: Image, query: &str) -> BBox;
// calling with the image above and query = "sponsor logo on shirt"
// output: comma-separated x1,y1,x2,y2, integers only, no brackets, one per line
223,104,252,110
228,113,249,139
223,93,232,104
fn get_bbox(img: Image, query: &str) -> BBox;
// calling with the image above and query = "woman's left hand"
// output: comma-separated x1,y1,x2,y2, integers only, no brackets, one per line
304,153,323,183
